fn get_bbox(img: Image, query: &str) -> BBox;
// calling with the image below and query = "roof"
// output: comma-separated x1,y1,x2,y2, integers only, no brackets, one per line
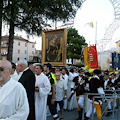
115,40,120,43
2,35,36,44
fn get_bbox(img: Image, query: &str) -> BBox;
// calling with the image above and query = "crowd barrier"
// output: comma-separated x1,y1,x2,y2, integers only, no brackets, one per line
82,90,120,120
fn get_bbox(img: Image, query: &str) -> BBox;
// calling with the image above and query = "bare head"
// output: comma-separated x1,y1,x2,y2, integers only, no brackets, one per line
0,60,12,85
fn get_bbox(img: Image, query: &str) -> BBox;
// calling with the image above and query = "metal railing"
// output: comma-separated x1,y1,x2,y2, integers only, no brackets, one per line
82,90,120,120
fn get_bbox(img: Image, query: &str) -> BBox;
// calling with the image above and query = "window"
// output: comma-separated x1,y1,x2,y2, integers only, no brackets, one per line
18,42,20,46
32,51,34,54
32,44,34,48
18,50,20,53
17,58,19,61
25,50,27,54
25,43,27,47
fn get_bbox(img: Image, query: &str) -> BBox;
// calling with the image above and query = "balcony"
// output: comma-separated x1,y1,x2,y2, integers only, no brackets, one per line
1,42,8,48
1,52,8,56
1,45,8,48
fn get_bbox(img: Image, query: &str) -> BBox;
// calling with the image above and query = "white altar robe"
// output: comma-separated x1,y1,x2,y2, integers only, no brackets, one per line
67,72,74,110
0,78,29,120
35,73,51,120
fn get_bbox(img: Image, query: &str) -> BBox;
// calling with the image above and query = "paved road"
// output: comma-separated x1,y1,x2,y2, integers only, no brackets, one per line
47,108,78,120
47,107,120,120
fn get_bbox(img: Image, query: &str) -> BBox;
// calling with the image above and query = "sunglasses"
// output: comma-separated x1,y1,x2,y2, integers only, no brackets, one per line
0,67,9,71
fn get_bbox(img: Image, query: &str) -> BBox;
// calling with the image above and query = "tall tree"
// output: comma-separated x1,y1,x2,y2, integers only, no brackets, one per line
0,0,3,60
2,0,82,61
67,28,87,64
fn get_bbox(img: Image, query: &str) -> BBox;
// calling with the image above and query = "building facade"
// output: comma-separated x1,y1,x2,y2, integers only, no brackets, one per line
1,36,36,63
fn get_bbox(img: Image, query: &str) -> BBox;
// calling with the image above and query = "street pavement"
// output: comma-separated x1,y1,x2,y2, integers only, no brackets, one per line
47,107,120,120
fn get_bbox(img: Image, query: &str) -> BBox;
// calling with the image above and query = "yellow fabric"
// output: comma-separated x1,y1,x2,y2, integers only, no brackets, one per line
84,65,88,70
48,72,56,85
90,22,94,28
115,71,119,74
76,98,81,111
87,22,94,28
88,69,94,73
109,72,113,75
51,73,56,84
89,76,92,79
84,46,90,69
94,104,101,120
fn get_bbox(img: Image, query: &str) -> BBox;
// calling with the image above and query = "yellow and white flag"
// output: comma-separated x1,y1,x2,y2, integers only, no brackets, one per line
86,22,94,28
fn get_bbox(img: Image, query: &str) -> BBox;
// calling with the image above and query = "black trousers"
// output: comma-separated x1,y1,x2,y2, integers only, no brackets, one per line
47,95,59,119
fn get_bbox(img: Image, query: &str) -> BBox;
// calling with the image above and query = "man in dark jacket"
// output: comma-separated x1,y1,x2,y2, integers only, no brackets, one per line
16,59,35,120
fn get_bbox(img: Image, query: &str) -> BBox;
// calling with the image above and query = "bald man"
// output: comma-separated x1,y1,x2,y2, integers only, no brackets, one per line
0,60,29,120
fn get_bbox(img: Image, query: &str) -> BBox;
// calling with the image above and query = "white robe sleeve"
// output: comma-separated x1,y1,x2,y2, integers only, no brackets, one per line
39,76,51,97
0,87,29,120
63,80,68,90
68,72,74,81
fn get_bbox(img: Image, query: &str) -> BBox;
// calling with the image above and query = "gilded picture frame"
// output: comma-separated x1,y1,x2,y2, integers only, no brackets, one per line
41,28,67,66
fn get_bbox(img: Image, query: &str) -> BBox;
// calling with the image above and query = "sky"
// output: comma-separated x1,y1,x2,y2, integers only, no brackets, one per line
74,0,115,50
2,0,119,51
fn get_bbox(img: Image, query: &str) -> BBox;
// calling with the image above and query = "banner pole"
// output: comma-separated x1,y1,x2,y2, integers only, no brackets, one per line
95,21,97,45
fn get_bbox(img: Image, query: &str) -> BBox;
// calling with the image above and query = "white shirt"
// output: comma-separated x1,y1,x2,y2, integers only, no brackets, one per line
0,78,29,120
68,72,74,82
73,72,79,77
104,79,109,89
79,76,82,83
10,70,19,81
55,79,67,101
61,74,68,85
18,67,29,79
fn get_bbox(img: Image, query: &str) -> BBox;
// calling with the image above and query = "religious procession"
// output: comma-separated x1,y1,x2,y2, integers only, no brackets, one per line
1,57,120,120
1,0,120,120
1,27,120,120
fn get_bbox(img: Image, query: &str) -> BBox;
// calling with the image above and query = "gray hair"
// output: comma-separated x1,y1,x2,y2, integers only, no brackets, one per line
16,59,28,67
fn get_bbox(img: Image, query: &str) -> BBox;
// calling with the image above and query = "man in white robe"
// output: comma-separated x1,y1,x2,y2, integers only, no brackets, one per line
35,64,51,120
0,60,29,120
10,62,19,81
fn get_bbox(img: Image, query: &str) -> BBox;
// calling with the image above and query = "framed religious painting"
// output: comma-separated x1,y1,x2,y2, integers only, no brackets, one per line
41,28,67,66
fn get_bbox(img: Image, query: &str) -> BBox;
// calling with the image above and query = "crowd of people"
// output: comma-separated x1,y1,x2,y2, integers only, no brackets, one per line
0,59,120,120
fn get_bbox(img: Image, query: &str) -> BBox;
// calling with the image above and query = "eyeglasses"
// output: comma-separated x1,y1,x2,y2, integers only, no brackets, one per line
0,67,9,71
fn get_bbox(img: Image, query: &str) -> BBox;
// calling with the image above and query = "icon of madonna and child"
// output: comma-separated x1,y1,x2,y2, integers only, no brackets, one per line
45,33,63,62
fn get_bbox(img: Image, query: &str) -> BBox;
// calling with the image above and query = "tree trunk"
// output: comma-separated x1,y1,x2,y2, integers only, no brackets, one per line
7,21,14,62
7,1,15,62
72,58,73,64
0,0,3,60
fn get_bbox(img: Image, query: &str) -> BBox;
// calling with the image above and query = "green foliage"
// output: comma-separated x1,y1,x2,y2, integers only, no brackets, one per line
67,28,87,60
2,0,82,61
2,0,82,36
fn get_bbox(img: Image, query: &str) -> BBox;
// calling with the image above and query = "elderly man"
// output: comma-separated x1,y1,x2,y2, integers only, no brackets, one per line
16,59,36,120
0,60,29,119
55,72,67,120
35,64,51,120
